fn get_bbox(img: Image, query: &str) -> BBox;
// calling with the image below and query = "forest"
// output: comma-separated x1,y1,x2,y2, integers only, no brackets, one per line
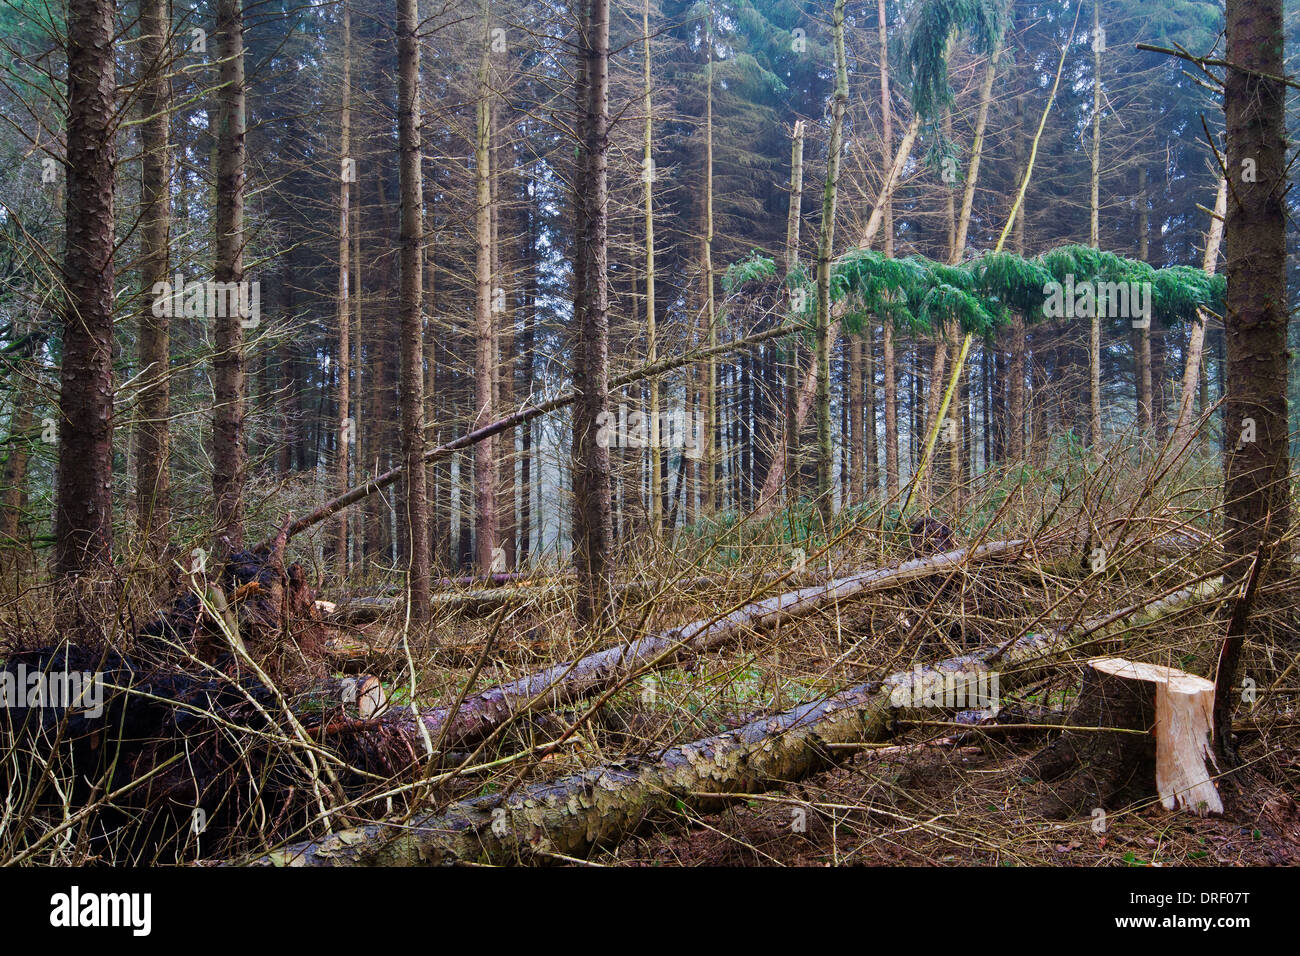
0,0,1296,874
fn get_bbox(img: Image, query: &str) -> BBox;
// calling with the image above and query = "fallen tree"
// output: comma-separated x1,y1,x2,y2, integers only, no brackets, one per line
375,538,1038,759
257,579,1221,865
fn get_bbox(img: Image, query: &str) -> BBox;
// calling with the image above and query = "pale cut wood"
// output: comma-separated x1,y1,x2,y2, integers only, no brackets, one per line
1089,657,1222,816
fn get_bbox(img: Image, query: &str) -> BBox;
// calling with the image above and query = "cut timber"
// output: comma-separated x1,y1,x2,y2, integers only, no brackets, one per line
255,581,1217,866
1030,656,1222,818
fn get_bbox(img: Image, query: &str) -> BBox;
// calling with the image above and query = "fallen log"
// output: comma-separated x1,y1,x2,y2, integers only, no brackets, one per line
378,539,1037,758
256,580,1219,865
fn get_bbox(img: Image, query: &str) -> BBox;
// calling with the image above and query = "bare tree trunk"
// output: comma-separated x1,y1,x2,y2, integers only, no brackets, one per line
879,0,898,499
571,0,614,626
849,338,863,506
702,3,717,516
642,0,660,535
781,121,805,508
397,0,431,621
812,0,848,527
55,0,117,576
1217,0,1289,762
212,0,247,556
1087,0,1103,449
470,3,498,574
333,0,353,574
135,0,171,559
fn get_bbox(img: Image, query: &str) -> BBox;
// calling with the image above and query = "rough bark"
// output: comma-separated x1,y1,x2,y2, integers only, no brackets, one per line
571,0,614,626
1087,0,1103,448
1218,0,1290,763
473,1,498,573
54,0,117,575
397,0,431,621
642,0,660,534
333,1,352,573
813,0,848,525
135,0,172,558
212,0,247,555
879,0,898,498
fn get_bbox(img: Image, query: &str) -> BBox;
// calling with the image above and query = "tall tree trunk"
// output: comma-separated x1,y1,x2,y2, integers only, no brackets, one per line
472,3,498,573
642,0,660,534
212,0,247,555
397,0,431,621
1216,0,1289,762
1087,0,1103,449
334,0,353,574
136,0,171,559
702,3,717,516
782,121,805,508
813,0,848,527
55,0,117,575
879,0,898,499
849,338,863,506
571,0,614,626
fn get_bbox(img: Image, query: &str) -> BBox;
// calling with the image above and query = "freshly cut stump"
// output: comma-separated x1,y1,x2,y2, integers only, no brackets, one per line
1030,657,1222,819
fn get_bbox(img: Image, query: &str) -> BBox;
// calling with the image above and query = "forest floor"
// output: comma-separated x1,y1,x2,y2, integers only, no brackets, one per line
6,448,1298,866
336,532,1300,867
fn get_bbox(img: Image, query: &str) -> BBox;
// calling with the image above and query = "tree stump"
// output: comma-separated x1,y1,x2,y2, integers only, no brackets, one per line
1030,657,1222,819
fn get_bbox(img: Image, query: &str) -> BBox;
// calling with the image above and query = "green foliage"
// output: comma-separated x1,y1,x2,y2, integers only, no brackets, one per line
723,241,1221,341
722,252,777,291
903,0,1006,121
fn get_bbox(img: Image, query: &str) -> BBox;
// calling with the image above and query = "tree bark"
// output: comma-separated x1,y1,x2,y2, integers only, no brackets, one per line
333,0,353,574
397,0,431,621
1087,0,1103,448
642,0,660,535
136,0,172,559
212,0,247,555
879,0,898,498
571,0,614,626
1218,0,1289,763
813,0,848,526
473,2,498,573
55,0,117,575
